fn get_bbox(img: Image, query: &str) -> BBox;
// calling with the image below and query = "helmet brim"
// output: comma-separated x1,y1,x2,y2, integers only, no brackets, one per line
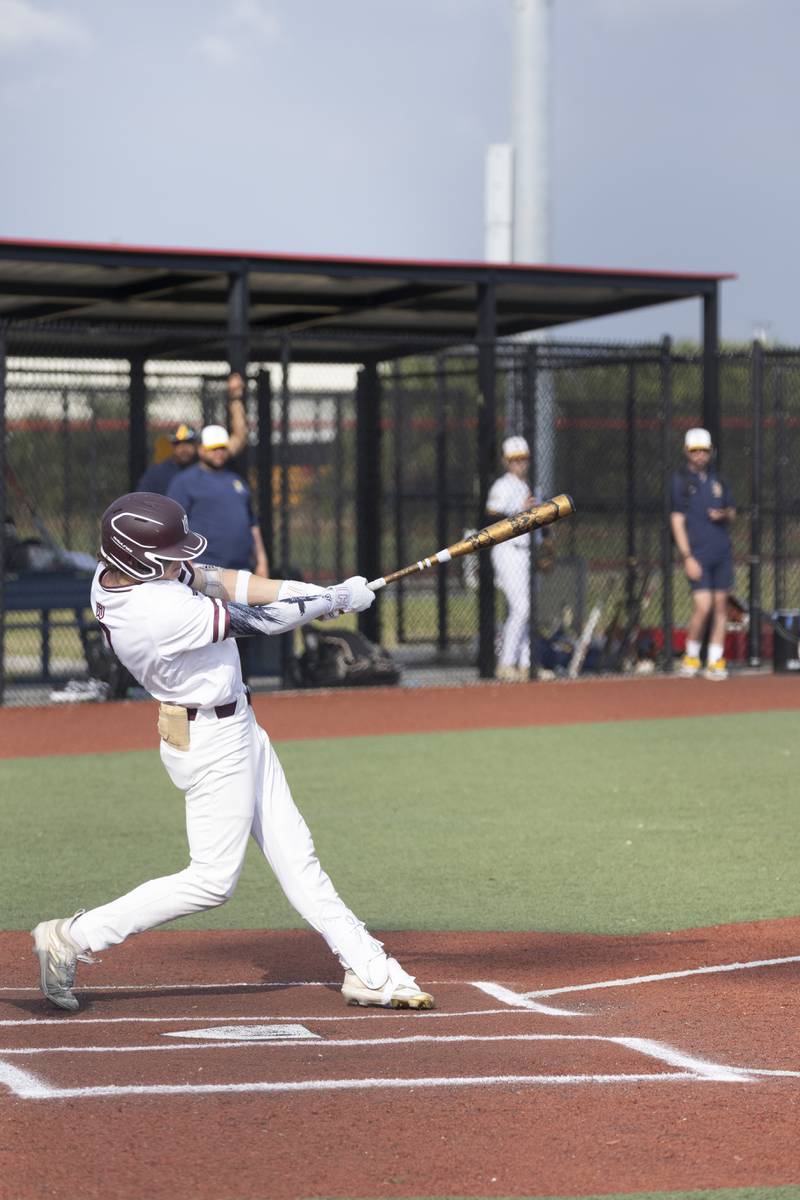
152,529,207,562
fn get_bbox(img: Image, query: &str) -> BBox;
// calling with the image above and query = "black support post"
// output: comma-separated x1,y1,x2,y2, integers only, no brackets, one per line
523,344,538,680
256,368,273,565
392,364,406,644
476,281,497,680
279,341,291,574
227,270,250,378
278,342,292,688
227,270,251,485
128,352,147,491
356,362,381,643
660,336,674,672
702,287,721,452
748,340,764,666
435,355,448,653
773,363,786,611
625,363,638,616
0,324,7,706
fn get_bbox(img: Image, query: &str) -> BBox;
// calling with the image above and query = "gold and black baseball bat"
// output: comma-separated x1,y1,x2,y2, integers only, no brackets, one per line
367,493,575,591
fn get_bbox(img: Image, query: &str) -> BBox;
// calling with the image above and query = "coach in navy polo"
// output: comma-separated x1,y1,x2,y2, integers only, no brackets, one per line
670,427,736,681
167,425,268,577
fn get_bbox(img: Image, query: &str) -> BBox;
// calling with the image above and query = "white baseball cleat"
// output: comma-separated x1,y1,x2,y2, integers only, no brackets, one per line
31,915,93,1012
342,957,435,1009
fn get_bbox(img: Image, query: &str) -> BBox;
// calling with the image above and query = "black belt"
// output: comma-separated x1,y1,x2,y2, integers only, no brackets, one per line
186,689,251,722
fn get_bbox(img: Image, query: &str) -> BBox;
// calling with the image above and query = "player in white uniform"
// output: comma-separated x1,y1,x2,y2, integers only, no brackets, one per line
486,436,540,681
32,492,434,1013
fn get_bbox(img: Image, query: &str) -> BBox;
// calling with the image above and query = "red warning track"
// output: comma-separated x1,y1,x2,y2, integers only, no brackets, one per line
2,922,800,1199
2,672,800,759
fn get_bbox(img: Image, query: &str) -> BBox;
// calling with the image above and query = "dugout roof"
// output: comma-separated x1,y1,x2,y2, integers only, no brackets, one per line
0,237,734,363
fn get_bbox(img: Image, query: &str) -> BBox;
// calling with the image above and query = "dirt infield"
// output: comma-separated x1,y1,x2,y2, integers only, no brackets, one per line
2,671,800,759
3,920,800,1200
4,674,800,1197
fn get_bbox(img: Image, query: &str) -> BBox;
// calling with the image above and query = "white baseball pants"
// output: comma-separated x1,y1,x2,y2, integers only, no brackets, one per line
493,544,532,668
77,693,389,985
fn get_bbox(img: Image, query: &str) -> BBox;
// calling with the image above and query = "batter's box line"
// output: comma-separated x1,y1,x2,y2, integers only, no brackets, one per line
472,952,800,1015
0,1034,761,1099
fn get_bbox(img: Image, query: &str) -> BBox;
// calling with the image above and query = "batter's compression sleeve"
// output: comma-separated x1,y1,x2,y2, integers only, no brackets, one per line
225,584,351,638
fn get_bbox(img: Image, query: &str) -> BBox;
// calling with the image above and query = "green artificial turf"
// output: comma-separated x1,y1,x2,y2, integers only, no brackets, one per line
2,710,799,932
406,1189,800,1200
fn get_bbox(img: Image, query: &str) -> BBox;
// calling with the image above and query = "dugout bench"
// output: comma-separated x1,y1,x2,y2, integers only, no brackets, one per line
2,571,94,685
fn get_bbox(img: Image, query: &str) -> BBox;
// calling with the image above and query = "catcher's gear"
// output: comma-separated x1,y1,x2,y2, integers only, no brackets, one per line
100,492,206,581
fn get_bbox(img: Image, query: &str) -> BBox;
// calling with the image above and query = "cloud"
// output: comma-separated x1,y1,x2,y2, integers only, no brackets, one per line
0,0,90,54
196,33,239,66
193,0,279,66
229,0,280,42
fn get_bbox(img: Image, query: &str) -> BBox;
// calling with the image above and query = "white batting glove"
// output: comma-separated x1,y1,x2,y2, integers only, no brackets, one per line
328,575,375,616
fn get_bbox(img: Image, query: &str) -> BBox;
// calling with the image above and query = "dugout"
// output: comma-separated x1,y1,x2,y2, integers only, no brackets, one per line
0,237,733,701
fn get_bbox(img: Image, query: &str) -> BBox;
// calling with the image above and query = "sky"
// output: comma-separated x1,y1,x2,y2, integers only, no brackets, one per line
0,0,796,344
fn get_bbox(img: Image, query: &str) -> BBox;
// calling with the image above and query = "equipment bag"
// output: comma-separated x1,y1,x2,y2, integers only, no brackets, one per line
297,624,401,688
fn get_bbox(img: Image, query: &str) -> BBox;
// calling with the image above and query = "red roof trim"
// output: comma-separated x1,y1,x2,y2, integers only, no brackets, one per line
0,236,736,283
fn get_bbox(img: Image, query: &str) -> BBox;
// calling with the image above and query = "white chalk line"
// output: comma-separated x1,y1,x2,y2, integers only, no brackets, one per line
0,980,339,994
475,953,800,1007
5,951,797,1006
0,1071,725,1100
0,1032,741,1066
0,1031,761,1100
0,1007,529,1027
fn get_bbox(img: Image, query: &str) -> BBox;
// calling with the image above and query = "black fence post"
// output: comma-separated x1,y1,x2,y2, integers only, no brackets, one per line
128,352,147,491
278,341,292,687
702,287,721,453
227,270,250,379
626,362,638,615
773,358,786,611
0,324,6,706
279,340,291,574
435,354,448,653
748,340,764,666
477,282,497,680
660,336,674,671
256,367,273,567
356,362,381,644
334,394,344,581
392,364,405,644
523,343,538,681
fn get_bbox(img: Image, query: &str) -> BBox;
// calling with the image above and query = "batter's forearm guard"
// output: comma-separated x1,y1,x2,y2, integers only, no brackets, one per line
225,586,348,638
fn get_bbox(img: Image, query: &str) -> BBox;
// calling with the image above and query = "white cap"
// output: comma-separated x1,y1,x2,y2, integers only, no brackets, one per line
502,435,530,460
684,427,712,451
201,424,230,450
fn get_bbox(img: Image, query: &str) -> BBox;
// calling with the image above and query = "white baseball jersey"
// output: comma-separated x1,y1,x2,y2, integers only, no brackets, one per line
91,563,241,708
486,472,538,549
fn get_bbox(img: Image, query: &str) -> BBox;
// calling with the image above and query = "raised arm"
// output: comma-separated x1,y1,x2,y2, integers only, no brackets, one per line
226,372,249,458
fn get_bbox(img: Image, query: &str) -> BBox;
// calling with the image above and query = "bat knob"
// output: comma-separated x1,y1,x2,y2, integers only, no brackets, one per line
552,493,576,517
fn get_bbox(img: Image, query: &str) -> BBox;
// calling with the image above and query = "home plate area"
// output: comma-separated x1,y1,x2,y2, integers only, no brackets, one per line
2,960,800,1100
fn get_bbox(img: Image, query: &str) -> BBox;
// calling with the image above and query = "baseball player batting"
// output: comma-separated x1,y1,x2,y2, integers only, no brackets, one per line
32,492,434,1013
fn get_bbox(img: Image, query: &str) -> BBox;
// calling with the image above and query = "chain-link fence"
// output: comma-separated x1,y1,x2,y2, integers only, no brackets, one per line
1,323,798,704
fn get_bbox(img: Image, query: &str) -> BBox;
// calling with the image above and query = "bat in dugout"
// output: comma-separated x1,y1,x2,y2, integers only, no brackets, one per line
367,493,576,591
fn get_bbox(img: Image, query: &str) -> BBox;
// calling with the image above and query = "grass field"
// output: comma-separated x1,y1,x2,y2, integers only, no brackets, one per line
4,709,799,933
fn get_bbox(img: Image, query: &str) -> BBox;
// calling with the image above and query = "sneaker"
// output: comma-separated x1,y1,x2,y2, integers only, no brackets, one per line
679,654,701,678
31,914,94,1012
704,658,729,681
496,665,521,682
342,958,435,1009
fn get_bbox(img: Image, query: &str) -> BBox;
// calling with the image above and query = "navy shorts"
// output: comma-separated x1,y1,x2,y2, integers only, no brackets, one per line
689,552,734,592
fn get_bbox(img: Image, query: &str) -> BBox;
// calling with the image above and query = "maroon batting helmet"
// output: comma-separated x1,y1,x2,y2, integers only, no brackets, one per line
100,492,207,581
